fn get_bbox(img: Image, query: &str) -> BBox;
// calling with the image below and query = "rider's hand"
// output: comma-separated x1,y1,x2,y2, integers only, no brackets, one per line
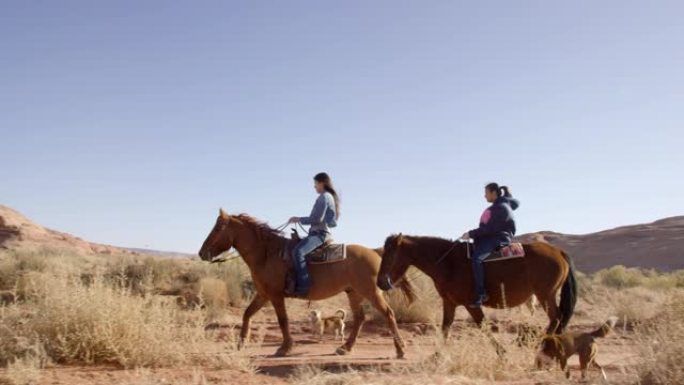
288,216,300,224
461,232,471,240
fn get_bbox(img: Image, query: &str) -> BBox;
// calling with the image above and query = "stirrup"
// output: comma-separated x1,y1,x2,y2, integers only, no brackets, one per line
468,294,489,308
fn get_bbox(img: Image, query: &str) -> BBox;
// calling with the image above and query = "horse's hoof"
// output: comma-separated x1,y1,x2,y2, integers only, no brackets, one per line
396,352,405,359
335,346,350,355
236,339,245,351
274,346,292,357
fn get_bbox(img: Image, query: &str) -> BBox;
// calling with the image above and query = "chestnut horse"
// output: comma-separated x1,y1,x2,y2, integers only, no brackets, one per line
198,209,416,358
377,235,577,337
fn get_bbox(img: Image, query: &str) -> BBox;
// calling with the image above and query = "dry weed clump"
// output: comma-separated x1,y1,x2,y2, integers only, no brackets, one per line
0,273,252,370
412,328,539,381
636,295,684,385
370,268,439,324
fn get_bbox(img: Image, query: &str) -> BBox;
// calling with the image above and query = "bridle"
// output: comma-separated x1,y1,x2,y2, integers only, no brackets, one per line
206,222,235,263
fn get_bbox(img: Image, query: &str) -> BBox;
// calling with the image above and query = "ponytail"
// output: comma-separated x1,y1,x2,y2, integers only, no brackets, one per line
485,182,513,198
314,172,340,219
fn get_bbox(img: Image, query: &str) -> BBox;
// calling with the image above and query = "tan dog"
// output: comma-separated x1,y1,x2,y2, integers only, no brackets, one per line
309,309,346,340
536,316,618,381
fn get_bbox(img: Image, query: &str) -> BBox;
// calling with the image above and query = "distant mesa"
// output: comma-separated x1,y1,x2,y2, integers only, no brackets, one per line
517,216,684,272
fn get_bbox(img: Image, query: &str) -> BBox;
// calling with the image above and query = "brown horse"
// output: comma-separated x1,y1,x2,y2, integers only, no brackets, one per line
377,235,577,337
198,209,416,358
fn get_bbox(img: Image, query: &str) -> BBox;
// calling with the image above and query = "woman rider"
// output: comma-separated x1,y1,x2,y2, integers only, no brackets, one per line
288,172,340,297
461,183,519,308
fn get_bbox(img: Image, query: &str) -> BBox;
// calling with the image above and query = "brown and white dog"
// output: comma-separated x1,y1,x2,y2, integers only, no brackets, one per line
309,309,346,340
536,316,618,381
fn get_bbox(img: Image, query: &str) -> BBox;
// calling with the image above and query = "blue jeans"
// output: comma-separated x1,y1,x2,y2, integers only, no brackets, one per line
293,231,326,295
471,239,500,298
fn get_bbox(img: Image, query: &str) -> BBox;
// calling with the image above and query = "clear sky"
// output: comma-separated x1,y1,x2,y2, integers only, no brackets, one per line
1,1,682,253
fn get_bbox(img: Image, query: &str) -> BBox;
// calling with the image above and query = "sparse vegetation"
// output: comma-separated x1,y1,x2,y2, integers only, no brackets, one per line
636,295,684,385
2,246,684,385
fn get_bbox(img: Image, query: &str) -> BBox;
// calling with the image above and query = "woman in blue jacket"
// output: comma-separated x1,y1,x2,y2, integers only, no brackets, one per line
461,183,519,308
288,172,340,296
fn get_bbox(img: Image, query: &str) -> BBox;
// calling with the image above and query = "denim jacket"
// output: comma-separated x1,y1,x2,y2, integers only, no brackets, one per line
299,192,337,235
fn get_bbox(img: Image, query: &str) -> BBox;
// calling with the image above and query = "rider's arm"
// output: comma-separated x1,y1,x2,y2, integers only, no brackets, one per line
468,205,507,238
299,194,326,225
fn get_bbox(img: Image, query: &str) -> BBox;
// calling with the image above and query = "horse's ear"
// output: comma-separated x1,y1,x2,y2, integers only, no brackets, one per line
397,233,404,245
219,208,229,219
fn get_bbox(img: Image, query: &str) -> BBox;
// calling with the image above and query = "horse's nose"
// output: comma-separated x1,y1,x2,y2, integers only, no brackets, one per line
377,274,393,291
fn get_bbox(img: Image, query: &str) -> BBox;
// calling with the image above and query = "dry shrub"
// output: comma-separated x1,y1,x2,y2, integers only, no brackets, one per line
1,354,43,385
582,284,669,326
371,269,439,324
636,295,684,385
0,274,252,370
198,278,229,309
413,328,537,381
290,328,549,385
596,265,682,290
14,272,49,302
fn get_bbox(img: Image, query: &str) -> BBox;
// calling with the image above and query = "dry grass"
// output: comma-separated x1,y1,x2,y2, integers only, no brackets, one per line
0,269,253,371
374,268,440,324
0,248,251,370
635,294,684,385
3,246,684,385
289,326,560,385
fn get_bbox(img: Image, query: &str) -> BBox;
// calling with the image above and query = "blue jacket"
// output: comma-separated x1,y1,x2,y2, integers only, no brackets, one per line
468,196,519,246
299,192,337,234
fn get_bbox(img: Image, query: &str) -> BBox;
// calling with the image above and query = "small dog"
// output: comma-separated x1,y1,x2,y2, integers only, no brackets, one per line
536,316,618,381
309,309,346,340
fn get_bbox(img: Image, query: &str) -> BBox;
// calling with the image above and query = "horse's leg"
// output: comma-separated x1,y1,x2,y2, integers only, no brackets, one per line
441,299,457,340
368,289,405,359
238,294,268,350
465,306,506,356
540,292,561,334
336,290,365,355
465,306,485,327
271,296,294,356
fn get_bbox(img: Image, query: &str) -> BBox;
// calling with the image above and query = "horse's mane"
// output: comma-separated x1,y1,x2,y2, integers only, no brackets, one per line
386,233,454,246
234,214,285,241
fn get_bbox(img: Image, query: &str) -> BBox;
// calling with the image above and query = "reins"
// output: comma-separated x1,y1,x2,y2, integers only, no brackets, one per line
435,239,470,266
392,239,471,286
210,220,305,264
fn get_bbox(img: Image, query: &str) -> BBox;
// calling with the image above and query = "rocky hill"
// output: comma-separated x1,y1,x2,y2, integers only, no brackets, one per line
517,216,684,272
0,205,135,255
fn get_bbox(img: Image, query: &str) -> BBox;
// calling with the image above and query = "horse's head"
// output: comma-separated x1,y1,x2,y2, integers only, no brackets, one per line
377,234,411,291
198,208,235,261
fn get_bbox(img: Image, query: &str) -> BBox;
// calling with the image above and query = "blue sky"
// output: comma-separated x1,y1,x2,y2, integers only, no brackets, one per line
1,1,682,253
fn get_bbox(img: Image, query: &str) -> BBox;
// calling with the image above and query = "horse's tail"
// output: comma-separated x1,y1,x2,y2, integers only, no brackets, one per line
397,276,417,305
559,250,578,332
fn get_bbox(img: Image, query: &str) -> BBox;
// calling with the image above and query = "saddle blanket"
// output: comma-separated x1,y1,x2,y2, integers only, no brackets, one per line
468,243,526,263
307,243,347,264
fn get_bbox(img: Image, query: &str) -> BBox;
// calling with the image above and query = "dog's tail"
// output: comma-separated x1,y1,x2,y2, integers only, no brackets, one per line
335,309,347,321
590,316,618,338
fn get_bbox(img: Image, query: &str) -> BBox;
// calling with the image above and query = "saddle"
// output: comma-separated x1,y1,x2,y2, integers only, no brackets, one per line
467,242,526,263
283,229,347,297
286,230,347,264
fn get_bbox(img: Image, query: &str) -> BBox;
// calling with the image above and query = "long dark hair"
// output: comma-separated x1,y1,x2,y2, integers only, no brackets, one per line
485,182,512,198
314,172,340,219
